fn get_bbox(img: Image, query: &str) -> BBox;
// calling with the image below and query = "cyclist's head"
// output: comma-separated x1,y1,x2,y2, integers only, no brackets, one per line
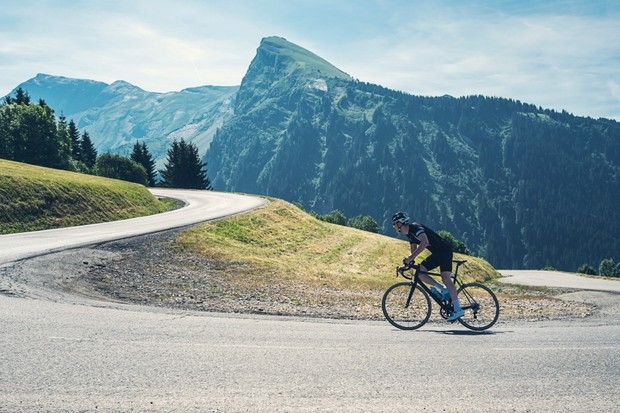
391,212,410,232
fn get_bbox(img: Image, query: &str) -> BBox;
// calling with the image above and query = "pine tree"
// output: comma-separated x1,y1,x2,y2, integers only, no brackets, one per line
68,119,81,161
13,87,31,105
53,113,71,169
130,141,157,187
159,138,212,189
80,131,97,170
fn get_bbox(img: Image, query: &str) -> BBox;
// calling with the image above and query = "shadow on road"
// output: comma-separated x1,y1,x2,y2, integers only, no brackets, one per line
434,329,507,336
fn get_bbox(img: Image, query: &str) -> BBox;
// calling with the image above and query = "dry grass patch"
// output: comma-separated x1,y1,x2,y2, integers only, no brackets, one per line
176,198,499,295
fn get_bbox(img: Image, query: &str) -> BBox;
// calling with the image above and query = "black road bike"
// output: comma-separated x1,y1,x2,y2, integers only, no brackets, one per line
381,260,500,331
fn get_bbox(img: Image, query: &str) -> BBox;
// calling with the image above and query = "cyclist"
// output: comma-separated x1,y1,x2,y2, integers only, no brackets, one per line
391,212,464,321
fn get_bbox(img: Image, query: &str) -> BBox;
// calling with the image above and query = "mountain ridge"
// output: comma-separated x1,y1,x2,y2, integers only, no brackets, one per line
203,38,619,271
13,73,238,169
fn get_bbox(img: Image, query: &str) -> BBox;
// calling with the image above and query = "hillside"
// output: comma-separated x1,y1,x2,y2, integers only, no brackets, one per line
83,198,592,322
205,37,620,272
0,160,173,234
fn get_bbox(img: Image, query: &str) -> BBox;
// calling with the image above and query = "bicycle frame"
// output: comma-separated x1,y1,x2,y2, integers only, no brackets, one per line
397,260,475,316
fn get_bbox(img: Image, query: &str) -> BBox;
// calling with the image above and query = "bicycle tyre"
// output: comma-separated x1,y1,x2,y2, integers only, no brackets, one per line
456,282,499,331
382,282,431,330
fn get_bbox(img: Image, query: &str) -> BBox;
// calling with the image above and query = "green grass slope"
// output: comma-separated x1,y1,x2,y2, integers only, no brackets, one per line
177,198,499,292
0,159,173,234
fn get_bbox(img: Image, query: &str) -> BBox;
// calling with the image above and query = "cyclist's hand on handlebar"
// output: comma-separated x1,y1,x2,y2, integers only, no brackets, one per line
402,257,416,268
396,261,413,273
403,255,416,265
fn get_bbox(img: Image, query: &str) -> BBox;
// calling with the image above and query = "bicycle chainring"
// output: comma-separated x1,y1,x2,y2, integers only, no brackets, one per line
439,302,453,319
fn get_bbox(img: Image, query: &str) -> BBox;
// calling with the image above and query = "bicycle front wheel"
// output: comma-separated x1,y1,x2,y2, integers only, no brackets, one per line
456,282,499,331
382,282,431,330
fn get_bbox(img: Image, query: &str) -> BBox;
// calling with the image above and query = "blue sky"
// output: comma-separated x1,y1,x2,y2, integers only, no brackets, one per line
1,0,619,120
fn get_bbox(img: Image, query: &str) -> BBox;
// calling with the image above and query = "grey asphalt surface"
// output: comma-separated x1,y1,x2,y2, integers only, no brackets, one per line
1,191,619,412
1,291,619,413
498,269,620,292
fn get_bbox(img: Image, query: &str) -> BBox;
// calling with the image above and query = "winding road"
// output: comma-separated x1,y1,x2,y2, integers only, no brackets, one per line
1,190,618,412
0,189,267,265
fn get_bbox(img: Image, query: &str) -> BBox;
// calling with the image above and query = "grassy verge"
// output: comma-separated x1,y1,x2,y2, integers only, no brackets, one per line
0,159,173,234
176,198,500,292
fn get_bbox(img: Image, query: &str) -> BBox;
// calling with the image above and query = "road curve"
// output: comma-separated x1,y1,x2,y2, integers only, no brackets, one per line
498,269,620,292
0,189,267,265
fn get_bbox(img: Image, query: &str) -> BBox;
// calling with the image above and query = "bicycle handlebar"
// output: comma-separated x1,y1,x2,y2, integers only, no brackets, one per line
395,261,417,279
394,259,468,279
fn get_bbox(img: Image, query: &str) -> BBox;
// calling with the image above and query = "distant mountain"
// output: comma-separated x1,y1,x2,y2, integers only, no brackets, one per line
12,74,238,169
7,36,619,271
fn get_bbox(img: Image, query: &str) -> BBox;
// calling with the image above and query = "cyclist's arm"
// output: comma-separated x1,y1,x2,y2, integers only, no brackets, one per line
406,232,429,264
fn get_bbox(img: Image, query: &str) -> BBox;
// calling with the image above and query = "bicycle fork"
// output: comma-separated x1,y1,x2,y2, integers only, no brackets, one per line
404,280,418,308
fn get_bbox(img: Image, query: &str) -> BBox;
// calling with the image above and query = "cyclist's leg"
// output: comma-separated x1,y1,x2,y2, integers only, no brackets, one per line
419,257,453,305
435,250,456,299
440,270,458,301
436,251,464,319
420,254,449,290
417,263,437,286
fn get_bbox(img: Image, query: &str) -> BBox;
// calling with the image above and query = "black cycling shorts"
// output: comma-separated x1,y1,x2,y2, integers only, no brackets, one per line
420,250,453,273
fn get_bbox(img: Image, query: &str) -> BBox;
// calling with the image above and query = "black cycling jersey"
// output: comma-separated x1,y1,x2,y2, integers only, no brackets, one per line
406,223,451,253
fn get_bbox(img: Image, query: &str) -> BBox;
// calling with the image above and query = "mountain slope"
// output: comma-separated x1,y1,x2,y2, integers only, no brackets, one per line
205,38,620,272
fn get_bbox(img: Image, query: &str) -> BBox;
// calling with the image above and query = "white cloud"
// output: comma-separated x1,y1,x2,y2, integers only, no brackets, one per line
1,0,619,120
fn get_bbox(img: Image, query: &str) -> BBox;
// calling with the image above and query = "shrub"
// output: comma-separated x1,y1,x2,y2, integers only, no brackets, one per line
438,230,471,255
577,264,597,275
348,215,379,233
95,153,148,185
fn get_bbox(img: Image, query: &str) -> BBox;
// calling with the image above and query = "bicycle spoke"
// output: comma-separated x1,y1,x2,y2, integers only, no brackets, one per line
456,283,499,331
382,282,431,330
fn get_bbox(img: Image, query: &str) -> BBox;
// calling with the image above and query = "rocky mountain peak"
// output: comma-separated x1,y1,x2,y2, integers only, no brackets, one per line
235,36,352,112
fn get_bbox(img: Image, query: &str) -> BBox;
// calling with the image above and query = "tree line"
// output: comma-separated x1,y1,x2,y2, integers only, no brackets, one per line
1,88,212,189
577,259,620,278
307,207,471,254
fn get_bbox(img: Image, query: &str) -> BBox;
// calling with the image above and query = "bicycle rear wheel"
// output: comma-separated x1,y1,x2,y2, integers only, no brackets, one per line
456,282,499,331
382,282,431,330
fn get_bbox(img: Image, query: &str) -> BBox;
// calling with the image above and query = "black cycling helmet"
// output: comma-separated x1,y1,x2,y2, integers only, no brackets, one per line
391,212,410,225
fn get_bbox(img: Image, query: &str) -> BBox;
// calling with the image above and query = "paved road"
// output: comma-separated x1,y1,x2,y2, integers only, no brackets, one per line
1,191,619,412
498,269,620,292
0,189,267,264
1,293,618,413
